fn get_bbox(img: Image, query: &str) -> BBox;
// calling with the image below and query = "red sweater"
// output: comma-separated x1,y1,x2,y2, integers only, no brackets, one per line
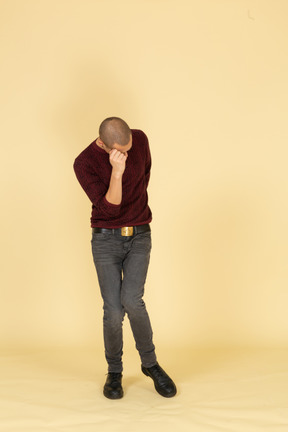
73,129,152,228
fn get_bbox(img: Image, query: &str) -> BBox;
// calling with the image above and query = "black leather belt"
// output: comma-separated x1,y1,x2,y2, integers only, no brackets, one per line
92,224,150,237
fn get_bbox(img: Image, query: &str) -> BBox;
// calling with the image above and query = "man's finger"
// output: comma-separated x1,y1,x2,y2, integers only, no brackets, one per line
110,150,120,160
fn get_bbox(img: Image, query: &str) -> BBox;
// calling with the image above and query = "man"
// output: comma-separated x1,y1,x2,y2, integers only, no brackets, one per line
73,117,176,399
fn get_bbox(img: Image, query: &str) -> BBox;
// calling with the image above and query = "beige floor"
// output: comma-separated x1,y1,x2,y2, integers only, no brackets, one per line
0,346,287,432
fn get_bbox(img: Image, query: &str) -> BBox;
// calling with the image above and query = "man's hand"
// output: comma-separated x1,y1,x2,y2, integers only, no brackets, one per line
109,149,128,176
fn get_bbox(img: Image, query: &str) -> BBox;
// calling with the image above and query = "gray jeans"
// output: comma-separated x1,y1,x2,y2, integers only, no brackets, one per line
91,226,157,373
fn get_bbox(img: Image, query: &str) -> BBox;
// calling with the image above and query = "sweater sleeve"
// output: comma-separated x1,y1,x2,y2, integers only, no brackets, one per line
73,159,121,217
144,133,152,187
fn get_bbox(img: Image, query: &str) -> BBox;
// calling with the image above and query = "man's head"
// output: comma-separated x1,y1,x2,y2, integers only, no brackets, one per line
98,117,132,153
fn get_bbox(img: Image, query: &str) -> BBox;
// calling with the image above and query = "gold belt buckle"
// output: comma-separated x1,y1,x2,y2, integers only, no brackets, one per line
121,226,133,236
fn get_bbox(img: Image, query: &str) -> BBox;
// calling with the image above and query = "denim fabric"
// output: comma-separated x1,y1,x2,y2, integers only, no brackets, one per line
91,227,157,373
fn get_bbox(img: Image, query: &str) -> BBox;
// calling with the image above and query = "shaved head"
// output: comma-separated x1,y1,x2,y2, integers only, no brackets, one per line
99,117,131,149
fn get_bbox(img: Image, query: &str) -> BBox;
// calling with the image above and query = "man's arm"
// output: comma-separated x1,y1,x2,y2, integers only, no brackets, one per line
105,149,128,205
74,150,126,218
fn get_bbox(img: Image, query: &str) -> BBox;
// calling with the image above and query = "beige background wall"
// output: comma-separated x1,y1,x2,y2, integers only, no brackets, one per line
1,0,287,350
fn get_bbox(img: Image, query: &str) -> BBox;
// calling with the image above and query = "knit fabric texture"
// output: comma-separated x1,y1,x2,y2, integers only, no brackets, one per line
73,129,152,228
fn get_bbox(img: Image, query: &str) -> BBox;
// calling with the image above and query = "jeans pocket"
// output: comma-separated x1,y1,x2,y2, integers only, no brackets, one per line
91,231,111,242
134,231,152,251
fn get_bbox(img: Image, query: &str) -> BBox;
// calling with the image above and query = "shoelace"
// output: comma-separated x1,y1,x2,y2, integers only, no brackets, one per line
149,364,168,382
108,372,122,383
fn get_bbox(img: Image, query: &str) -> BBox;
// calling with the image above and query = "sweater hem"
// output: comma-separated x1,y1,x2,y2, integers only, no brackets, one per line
90,218,152,229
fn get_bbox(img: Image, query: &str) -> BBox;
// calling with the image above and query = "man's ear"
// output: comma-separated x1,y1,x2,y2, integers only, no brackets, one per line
98,138,107,149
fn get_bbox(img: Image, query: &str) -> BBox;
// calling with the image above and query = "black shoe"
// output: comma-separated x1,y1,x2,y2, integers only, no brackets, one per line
103,372,123,399
141,363,177,398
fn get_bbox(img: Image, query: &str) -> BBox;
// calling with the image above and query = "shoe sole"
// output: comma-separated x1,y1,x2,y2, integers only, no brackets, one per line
103,390,124,399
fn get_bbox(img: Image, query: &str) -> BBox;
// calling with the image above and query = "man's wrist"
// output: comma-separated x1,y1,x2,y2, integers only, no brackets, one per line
111,169,123,180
